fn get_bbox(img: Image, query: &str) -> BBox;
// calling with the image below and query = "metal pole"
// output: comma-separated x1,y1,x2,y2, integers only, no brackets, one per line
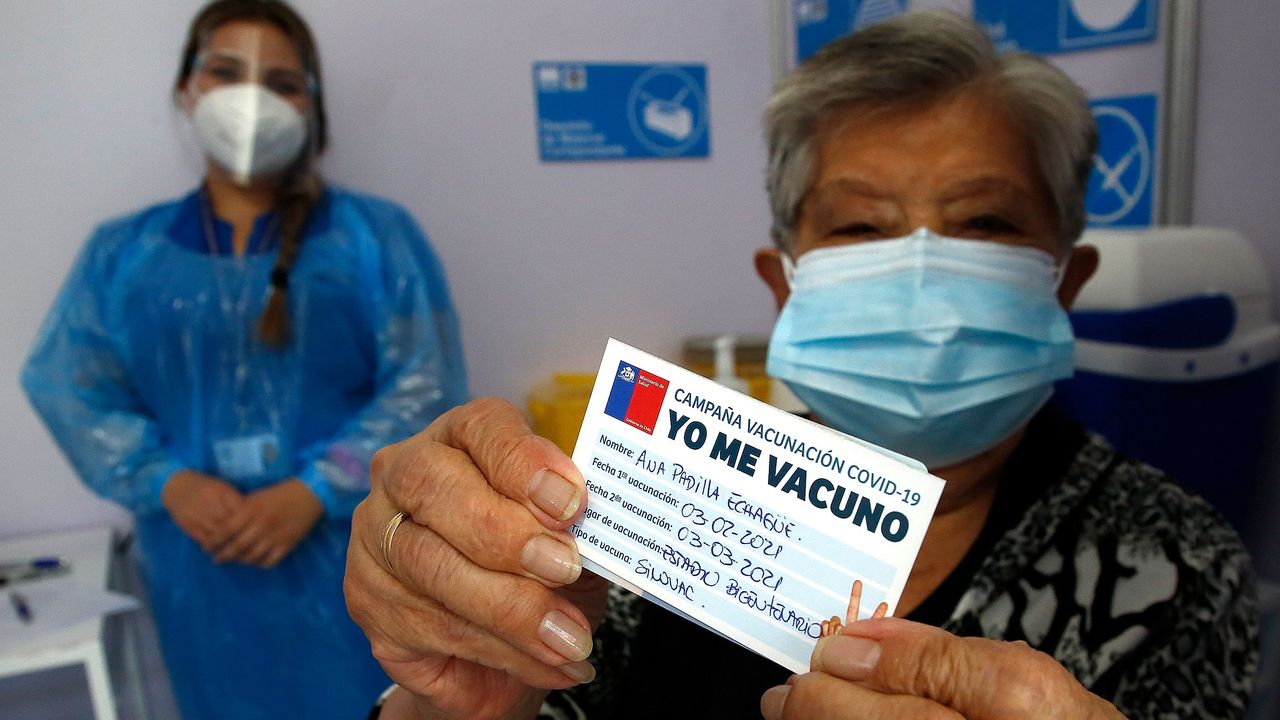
1160,0,1200,225
770,0,792,81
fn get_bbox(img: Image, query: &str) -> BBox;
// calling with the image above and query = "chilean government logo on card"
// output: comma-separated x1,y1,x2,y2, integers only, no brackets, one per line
603,361,669,434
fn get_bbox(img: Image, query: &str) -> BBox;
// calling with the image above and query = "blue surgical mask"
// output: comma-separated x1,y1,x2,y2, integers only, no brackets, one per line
766,228,1074,469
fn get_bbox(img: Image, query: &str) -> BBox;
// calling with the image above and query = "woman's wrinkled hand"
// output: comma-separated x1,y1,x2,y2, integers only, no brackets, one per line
161,469,246,553
344,398,608,720
212,477,324,567
762,617,1125,720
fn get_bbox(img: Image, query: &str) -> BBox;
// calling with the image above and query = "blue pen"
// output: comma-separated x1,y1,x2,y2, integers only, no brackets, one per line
0,557,68,572
0,557,70,587
10,591,32,623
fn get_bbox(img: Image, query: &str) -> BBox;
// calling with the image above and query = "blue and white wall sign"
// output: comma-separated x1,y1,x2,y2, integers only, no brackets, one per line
1086,93,1157,227
534,62,710,162
793,0,905,64
975,0,1158,55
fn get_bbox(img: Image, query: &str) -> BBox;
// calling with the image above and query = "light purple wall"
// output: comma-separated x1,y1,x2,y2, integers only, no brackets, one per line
1193,3,1280,578
1193,4,1280,289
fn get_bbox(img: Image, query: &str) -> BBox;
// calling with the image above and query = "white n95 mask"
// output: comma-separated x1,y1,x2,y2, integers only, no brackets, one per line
191,84,307,184
766,228,1075,469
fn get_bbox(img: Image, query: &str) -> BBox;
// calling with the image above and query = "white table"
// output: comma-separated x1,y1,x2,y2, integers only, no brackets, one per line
0,526,146,720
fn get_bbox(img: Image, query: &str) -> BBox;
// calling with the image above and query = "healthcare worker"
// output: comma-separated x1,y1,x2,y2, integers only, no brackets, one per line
21,1,467,718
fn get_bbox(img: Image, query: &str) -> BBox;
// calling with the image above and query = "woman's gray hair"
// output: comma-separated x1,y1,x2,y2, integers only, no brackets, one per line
764,10,1097,252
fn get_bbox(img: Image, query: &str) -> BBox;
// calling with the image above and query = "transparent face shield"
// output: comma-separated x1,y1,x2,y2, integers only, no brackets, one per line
182,23,318,186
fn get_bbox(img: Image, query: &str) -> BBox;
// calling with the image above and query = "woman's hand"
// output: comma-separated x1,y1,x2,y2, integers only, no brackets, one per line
212,478,324,567
762,617,1125,720
344,398,606,720
161,469,246,552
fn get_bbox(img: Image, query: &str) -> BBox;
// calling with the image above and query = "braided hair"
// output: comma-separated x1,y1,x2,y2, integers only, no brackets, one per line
258,168,321,346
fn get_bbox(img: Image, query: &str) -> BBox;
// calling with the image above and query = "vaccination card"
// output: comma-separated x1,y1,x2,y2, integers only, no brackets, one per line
569,339,945,673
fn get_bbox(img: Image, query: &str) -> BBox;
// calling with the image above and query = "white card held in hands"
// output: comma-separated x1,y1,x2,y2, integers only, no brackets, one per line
570,339,945,673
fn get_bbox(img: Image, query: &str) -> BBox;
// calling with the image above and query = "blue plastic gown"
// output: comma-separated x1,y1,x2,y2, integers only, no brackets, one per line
22,186,468,720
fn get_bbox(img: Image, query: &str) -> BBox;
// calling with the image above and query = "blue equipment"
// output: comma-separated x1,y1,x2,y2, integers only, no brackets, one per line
1053,227,1280,530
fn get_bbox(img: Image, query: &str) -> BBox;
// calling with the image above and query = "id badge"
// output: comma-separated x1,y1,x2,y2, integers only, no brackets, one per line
212,433,281,480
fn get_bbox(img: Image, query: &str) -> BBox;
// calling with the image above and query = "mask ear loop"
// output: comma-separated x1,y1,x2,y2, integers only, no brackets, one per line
781,252,796,291
1051,246,1072,292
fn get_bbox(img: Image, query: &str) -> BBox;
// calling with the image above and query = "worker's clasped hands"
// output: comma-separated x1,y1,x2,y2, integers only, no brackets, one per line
162,469,323,568
344,398,1126,720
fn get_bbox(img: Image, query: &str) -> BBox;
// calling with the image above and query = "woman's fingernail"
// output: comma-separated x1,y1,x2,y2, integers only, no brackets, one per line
560,659,596,684
760,685,790,720
539,610,593,662
529,469,581,521
522,533,582,585
812,635,881,679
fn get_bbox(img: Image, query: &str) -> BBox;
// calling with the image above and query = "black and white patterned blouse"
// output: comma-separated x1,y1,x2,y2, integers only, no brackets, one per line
542,409,1259,719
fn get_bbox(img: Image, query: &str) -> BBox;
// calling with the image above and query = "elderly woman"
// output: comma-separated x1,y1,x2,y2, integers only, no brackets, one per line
345,11,1257,720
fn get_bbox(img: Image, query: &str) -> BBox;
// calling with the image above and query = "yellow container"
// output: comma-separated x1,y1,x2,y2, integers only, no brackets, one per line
527,372,596,455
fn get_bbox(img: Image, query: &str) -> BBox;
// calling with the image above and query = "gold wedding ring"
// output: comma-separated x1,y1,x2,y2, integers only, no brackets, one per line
381,511,408,575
